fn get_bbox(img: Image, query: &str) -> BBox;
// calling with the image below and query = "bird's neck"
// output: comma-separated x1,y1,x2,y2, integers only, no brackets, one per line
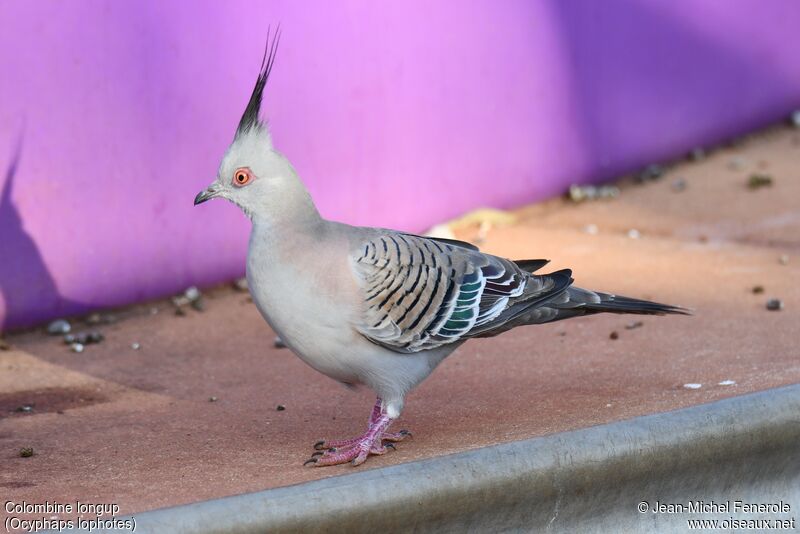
250,180,324,236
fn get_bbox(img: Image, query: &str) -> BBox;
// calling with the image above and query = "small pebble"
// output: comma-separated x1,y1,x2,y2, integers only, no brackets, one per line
233,278,249,291
74,332,89,345
47,319,71,335
131,342,141,350
567,184,619,202
718,380,736,386
683,383,702,390
636,164,664,183
174,307,187,317
274,336,287,349
209,396,218,402
625,321,644,330
747,174,773,190
184,286,201,302
172,295,190,308
86,313,115,325
766,298,783,311
190,298,206,312
70,343,85,353
276,404,286,411
791,110,800,128
150,307,159,315
63,334,76,344
727,156,747,171
688,147,705,161
779,254,789,265
670,178,687,192
609,331,619,340
0,338,10,351
627,229,641,239
88,332,104,344
752,285,765,294
16,405,33,413
19,447,34,458
584,224,599,235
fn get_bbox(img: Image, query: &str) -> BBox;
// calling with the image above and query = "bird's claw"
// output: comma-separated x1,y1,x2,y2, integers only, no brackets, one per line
304,435,403,466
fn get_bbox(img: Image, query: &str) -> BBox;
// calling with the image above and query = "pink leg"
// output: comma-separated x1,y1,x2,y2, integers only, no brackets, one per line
306,398,412,467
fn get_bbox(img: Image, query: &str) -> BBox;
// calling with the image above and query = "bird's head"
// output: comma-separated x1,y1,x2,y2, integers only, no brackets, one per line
195,28,312,223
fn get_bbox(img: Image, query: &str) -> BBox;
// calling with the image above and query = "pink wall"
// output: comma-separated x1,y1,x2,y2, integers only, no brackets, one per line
2,0,800,329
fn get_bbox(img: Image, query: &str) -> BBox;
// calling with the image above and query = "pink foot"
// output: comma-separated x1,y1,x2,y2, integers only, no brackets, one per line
312,429,411,451
305,398,411,467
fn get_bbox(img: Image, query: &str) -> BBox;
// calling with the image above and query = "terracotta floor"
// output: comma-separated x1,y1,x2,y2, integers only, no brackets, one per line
2,125,799,519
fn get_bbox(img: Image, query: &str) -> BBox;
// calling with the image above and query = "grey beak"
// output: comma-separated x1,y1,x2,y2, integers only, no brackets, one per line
194,186,218,205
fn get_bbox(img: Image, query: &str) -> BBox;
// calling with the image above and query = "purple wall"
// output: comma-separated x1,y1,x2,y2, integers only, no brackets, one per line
2,0,800,330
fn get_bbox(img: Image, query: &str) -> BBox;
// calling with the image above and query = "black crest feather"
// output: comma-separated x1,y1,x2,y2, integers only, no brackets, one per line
236,26,281,137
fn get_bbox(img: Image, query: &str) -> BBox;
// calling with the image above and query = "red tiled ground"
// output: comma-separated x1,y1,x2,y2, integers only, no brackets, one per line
2,125,798,519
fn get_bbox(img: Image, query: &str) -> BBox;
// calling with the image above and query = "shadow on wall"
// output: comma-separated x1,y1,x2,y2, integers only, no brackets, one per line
0,139,90,332
550,0,800,183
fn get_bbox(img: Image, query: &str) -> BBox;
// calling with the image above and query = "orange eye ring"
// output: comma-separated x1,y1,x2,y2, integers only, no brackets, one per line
233,168,252,187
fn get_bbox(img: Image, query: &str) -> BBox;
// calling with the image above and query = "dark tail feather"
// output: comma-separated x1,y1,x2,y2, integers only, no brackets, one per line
580,292,691,316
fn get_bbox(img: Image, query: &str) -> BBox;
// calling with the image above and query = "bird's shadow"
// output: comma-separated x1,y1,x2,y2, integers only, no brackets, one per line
0,137,91,332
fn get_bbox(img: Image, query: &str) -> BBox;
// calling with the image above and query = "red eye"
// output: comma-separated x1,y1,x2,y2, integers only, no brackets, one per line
233,168,251,186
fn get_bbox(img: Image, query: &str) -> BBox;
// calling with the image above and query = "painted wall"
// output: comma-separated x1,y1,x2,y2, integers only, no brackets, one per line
2,0,800,330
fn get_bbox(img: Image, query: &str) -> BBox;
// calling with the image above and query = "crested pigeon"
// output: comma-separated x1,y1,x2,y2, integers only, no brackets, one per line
194,31,688,467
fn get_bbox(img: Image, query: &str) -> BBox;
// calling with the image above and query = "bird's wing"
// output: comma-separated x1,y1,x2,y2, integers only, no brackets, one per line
351,232,571,353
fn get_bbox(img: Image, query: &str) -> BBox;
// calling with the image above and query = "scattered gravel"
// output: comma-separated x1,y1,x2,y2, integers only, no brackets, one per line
627,229,641,239
209,396,218,402
19,447,34,458
751,285,765,294
47,319,71,335
276,404,286,411
766,298,783,311
583,224,599,235
609,331,619,340
718,380,736,386
625,321,644,330
16,405,33,413
131,342,141,350
70,343,85,353
779,254,790,265
683,383,702,390
233,277,249,292
274,337,287,349
0,338,11,351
